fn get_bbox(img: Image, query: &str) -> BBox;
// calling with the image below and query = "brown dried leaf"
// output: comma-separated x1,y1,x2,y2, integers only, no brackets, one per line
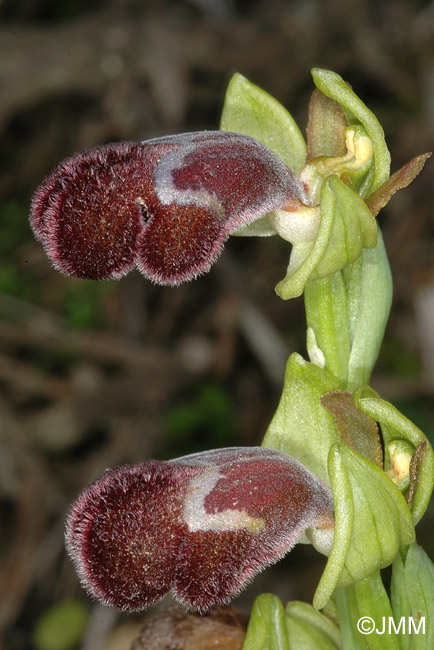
130,604,247,650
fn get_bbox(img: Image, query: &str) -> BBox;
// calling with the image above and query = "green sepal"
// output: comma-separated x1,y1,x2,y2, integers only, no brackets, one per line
242,594,290,650
313,444,354,610
285,601,341,649
391,542,434,650
353,391,434,524
314,443,415,609
262,353,342,484
276,174,377,300
220,72,307,174
311,69,391,194
335,571,401,650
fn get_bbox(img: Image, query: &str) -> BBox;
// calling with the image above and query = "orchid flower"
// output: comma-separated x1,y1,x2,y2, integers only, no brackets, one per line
65,447,334,612
30,132,308,285
28,69,434,647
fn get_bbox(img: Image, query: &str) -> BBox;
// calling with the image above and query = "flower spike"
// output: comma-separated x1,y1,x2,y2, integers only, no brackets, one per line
65,447,334,612
31,132,307,285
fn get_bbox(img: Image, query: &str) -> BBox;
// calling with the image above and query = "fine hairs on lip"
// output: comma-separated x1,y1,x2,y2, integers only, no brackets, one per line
65,447,334,612
30,132,307,285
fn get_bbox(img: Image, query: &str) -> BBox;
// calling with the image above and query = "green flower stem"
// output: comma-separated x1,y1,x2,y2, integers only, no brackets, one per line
305,229,392,390
335,572,401,650
305,271,350,386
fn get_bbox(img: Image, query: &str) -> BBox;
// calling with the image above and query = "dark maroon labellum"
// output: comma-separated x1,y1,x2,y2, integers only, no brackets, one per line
30,132,306,284
65,447,334,612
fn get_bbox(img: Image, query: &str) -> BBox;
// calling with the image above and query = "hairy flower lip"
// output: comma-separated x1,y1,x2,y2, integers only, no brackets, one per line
65,447,334,613
30,132,306,286
30,141,158,280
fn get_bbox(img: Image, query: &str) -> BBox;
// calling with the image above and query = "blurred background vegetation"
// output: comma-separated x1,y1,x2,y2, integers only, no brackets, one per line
1,0,433,648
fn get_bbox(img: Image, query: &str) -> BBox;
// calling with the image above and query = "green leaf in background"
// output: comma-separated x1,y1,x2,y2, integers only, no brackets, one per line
63,279,112,330
33,600,89,650
311,69,391,195
220,72,307,173
391,542,434,650
285,601,341,649
242,593,290,650
163,383,236,453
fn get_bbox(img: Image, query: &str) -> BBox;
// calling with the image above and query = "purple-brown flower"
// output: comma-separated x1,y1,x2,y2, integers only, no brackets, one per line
31,132,307,285
65,447,334,612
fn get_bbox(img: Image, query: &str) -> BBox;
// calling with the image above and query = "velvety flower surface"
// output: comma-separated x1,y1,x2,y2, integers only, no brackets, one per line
31,132,307,285
65,447,334,612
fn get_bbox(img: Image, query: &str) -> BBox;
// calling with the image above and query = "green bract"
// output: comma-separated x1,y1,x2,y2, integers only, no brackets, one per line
286,601,341,649
262,353,342,485
335,571,401,650
314,443,414,609
262,355,417,609
391,543,434,650
242,594,341,650
242,594,290,650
